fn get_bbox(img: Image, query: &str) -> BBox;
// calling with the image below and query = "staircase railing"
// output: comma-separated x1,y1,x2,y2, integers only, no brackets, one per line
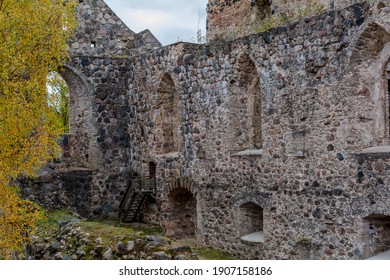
118,176,156,223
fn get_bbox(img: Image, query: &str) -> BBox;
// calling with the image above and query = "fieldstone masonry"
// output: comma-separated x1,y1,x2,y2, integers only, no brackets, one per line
206,0,365,41
22,0,390,259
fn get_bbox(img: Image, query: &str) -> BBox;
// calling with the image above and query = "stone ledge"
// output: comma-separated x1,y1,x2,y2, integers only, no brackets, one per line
359,146,390,154
155,151,180,161
240,231,264,243
367,249,390,260
231,149,263,157
351,146,390,159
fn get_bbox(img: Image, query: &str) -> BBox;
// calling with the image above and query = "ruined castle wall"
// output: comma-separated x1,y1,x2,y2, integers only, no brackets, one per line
129,2,390,259
206,0,257,41
23,0,159,218
271,0,360,16
206,0,376,41
71,0,161,57
26,0,163,218
24,55,134,217
22,0,390,259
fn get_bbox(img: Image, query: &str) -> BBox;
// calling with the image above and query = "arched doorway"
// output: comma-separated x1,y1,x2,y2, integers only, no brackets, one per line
165,178,197,239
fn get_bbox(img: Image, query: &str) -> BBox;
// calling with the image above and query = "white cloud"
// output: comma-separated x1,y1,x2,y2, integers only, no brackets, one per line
105,0,207,45
123,8,198,31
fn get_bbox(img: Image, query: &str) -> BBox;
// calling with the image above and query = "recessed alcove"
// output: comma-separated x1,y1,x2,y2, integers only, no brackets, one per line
239,202,264,243
155,73,180,155
363,214,390,259
166,188,197,239
229,54,262,151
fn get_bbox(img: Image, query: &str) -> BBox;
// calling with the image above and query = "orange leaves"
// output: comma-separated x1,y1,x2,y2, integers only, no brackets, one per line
0,0,76,258
0,184,43,259
0,0,76,177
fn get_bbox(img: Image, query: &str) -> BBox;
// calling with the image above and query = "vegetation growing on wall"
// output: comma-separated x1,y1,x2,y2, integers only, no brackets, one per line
0,0,76,259
252,0,272,20
255,0,325,33
210,0,325,42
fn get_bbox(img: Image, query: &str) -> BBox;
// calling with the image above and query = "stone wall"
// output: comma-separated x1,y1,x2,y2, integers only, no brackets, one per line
206,0,271,41
127,2,390,259
71,0,161,57
206,0,372,41
34,0,164,218
23,0,161,218
22,0,390,259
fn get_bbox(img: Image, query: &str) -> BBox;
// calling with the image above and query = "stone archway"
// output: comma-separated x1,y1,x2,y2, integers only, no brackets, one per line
348,23,390,143
165,177,197,239
57,66,101,169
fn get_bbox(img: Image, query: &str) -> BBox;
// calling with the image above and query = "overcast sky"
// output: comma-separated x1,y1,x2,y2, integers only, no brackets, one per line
104,0,208,46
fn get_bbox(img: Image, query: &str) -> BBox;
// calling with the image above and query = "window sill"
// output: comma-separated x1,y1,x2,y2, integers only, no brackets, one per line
155,151,180,161
353,146,390,159
240,231,264,243
231,149,263,157
358,146,390,154
367,249,390,260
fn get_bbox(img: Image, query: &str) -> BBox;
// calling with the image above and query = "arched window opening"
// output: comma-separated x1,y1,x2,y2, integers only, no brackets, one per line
363,214,390,259
166,188,197,239
229,55,262,150
239,202,264,243
155,74,180,154
48,67,100,169
46,72,69,134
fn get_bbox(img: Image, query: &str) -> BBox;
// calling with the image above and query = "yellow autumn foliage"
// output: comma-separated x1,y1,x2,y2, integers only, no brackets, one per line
0,0,77,259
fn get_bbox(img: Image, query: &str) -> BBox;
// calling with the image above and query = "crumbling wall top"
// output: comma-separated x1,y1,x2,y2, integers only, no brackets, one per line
70,0,161,57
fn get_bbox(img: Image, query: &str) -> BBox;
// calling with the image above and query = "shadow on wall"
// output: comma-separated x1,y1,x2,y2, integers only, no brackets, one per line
362,214,390,259
165,188,197,239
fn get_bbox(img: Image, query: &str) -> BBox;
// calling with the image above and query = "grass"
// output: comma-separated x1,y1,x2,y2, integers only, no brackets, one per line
34,209,237,260
35,210,163,245
34,209,76,236
193,247,236,260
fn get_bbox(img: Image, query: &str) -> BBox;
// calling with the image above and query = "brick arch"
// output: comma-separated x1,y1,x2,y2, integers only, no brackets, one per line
167,177,197,195
235,53,259,85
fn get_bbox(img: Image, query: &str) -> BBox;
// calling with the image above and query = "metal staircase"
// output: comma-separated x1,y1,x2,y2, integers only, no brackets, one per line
118,176,156,223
